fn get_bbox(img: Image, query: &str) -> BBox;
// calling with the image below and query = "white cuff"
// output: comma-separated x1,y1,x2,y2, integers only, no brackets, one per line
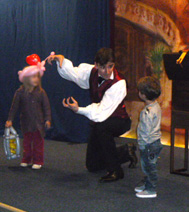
77,107,87,116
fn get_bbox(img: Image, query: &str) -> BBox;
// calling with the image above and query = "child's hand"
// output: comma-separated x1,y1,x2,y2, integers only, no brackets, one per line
5,121,12,128
45,121,51,129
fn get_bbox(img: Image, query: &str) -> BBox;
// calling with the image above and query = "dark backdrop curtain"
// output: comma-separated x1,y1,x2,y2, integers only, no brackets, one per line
0,0,111,143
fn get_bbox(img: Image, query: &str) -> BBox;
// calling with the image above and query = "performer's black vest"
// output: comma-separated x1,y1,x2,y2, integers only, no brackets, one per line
89,67,129,119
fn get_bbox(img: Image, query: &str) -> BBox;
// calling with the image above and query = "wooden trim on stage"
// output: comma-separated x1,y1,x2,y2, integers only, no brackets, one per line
0,202,27,212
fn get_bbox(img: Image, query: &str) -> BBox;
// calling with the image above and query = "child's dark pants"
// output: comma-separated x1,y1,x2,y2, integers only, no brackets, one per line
140,139,163,192
22,130,44,165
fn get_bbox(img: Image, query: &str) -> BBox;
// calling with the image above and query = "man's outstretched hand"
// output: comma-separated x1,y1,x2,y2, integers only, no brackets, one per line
62,97,79,113
47,54,64,68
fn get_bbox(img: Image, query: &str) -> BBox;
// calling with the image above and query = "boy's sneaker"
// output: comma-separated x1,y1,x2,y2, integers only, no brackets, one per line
32,164,42,170
136,190,157,198
20,163,29,167
135,185,145,192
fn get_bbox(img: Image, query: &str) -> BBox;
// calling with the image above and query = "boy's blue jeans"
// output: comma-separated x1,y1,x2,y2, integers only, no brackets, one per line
139,139,163,192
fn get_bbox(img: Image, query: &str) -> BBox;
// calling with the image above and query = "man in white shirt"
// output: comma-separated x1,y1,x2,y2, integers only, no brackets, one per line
48,48,133,182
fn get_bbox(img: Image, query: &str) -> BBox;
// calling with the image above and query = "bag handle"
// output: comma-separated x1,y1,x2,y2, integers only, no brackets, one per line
4,126,18,137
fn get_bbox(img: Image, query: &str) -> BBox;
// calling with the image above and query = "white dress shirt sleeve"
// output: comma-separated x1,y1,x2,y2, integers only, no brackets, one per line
57,58,94,89
77,80,127,122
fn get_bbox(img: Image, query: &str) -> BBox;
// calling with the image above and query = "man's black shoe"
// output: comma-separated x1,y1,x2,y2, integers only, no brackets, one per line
128,151,138,168
99,169,124,183
117,143,138,168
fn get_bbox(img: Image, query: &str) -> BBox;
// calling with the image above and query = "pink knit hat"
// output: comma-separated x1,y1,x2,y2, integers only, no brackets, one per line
18,52,55,82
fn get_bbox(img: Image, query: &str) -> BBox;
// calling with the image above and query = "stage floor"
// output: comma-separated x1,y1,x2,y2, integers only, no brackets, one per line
0,138,189,212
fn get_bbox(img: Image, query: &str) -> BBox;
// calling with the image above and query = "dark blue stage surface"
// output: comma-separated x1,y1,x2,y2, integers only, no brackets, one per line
0,138,188,212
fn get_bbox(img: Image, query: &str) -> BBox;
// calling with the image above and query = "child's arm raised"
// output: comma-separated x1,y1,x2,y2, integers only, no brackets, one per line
47,54,94,90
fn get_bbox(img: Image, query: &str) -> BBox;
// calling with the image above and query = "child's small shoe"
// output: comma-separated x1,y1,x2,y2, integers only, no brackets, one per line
135,185,145,193
136,190,157,198
32,164,42,170
20,163,29,167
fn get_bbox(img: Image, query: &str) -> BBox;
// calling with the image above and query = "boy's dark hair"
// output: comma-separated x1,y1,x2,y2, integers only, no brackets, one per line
137,76,161,100
94,48,115,66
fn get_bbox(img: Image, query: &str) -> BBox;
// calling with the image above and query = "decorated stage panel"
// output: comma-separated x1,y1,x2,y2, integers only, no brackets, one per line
114,0,189,148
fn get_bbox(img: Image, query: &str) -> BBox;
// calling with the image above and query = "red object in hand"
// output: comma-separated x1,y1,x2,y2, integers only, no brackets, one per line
26,54,41,65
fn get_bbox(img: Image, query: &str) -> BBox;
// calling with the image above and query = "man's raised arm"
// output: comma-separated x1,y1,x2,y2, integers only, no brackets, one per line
47,54,94,89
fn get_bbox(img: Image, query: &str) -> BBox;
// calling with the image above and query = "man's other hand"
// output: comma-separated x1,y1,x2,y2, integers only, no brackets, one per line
62,97,79,113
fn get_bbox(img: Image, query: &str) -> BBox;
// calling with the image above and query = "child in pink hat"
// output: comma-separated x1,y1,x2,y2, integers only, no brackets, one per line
18,61,46,83
5,54,52,169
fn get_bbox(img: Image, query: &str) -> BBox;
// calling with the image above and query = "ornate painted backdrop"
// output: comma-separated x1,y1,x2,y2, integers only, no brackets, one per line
115,0,189,146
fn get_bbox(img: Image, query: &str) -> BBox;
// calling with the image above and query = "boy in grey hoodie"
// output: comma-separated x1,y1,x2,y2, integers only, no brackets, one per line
135,76,163,198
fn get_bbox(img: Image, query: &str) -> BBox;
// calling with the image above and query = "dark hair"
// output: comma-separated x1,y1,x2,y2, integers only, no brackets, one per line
94,48,115,66
137,76,161,100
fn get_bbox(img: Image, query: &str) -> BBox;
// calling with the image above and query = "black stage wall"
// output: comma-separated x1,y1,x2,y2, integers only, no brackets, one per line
0,0,111,143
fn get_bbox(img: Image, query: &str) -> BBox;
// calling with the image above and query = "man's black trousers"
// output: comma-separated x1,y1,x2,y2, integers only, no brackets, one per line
86,117,131,172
